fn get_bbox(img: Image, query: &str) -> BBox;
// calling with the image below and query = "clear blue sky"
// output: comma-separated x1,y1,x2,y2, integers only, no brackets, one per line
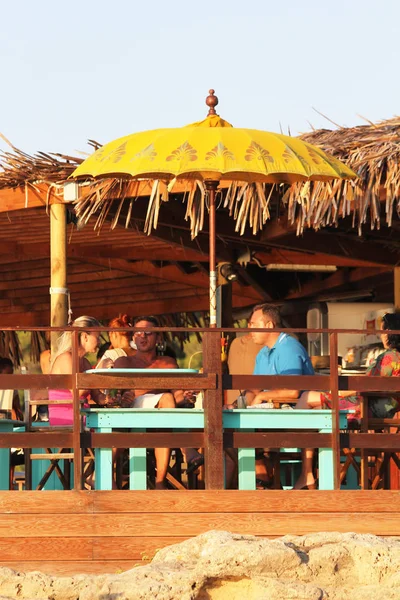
1,0,399,156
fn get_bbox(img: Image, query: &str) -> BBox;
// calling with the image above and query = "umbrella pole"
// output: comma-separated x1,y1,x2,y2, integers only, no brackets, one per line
206,181,219,328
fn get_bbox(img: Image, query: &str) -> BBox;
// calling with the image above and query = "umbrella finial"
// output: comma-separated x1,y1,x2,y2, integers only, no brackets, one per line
206,89,219,116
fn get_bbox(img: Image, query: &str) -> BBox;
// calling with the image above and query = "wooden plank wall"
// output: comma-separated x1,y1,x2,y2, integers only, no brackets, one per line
1,490,400,575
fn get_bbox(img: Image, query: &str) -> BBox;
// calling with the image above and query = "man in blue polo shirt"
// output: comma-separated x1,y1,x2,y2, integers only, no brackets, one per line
246,303,314,406
244,304,315,490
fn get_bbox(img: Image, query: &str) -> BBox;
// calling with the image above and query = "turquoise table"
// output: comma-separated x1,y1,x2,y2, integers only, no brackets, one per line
84,367,200,490
85,407,348,491
85,408,204,490
0,419,23,490
224,409,349,490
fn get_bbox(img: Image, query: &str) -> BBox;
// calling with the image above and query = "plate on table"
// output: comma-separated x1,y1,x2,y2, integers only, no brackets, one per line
85,368,198,374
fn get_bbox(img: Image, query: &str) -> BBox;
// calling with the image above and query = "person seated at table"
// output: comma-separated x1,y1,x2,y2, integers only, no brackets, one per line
294,312,400,490
96,314,137,370
0,357,23,421
240,304,314,489
114,315,195,489
0,357,25,489
48,315,108,426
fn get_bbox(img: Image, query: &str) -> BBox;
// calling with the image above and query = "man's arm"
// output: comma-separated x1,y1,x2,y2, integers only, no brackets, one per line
114,356,131,369
249,388,299,406
249,353,305,406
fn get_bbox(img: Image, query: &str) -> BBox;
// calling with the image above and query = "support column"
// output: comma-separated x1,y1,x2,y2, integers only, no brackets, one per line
395,267,400,311
391,267,400,489
50,202,67,351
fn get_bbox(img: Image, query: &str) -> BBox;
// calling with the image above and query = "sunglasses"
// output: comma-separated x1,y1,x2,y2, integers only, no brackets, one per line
134,331,156,337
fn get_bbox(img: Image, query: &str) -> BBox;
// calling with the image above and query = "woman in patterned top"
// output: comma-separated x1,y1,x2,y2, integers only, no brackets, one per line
294,312,400,489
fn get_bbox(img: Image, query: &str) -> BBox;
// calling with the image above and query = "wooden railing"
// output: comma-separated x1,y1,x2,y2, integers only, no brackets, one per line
0,325,400,490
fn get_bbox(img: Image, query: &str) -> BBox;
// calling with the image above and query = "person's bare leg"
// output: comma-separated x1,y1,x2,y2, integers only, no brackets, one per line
154,393,176,489
225,449,237,489
294,392,323,489
294,448,317,489
295,391,323,410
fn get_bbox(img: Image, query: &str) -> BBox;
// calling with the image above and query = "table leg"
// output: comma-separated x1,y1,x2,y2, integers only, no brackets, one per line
95,427,113,490
0,448,10,490
318,428,334,490
129,428,147,490
237,447,256,490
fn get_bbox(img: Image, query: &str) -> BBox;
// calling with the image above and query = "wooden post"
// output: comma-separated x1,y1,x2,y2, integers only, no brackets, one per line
50,202,68,352
391,267,400,488
72,330,82,490
217,266,233,328
394,267,400,311
329,333,340,489
203,331,224,488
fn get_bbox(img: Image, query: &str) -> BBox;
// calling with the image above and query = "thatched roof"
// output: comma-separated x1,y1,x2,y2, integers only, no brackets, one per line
286,116,400,234
1,117,399,236
0,134,88,190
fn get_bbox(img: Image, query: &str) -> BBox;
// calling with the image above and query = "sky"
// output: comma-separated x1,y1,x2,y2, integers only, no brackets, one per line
1,0,399,157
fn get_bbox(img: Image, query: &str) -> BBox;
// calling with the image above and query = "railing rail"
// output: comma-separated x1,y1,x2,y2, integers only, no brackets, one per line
1,325,399,490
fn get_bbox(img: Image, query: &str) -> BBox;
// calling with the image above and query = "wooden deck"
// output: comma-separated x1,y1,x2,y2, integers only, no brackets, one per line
0,490,399,575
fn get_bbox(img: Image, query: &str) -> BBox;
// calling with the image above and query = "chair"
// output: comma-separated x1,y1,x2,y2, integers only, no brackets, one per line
361,393,400,490
339,393,400,490
24,389,94,490
0,389,13,420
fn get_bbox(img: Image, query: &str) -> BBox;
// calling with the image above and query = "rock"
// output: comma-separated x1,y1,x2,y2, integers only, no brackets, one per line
2,531,400,599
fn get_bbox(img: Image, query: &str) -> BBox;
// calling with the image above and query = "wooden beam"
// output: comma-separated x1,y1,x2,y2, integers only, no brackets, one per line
259,218,296,241
0,185,47,212
263,230,400,267
0,293,254,326
254,249,385,269
395,267,400,310
0,269,131,291
236,266,273,301
0,281,191,308
69,243,208,263
79,257,262,301
286,267,392,300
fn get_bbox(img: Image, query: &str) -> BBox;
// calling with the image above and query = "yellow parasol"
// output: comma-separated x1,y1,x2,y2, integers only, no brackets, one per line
72,90,356,326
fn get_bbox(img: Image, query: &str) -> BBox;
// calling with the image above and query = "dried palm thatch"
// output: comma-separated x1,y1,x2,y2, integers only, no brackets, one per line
30,331,49,364
286,116,400,234
0,331,22,367
0,133,89,191
157,312,205,349
2,118,399,236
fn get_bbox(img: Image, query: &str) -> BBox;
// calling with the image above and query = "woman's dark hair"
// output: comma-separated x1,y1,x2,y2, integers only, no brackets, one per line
382,313,400,350
0,357,13,372
97,341,111,361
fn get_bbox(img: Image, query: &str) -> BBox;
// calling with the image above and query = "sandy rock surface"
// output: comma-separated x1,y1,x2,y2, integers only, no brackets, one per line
2,531,400,599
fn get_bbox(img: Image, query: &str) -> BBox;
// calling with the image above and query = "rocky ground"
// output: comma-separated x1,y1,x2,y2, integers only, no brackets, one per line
2,531,400,599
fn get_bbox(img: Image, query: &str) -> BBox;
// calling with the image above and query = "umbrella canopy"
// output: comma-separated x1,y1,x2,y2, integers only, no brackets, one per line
72,90,356,325
73,117,354,185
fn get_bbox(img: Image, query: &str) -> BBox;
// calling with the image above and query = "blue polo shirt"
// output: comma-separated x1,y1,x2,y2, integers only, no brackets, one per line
254,333,314,376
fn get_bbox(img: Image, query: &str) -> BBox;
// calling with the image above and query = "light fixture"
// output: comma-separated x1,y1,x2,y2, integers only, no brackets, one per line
266,264,337,272
218,262,238,282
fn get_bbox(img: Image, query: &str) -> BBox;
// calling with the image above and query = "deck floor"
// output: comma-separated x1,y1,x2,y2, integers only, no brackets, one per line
0,490,399,575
